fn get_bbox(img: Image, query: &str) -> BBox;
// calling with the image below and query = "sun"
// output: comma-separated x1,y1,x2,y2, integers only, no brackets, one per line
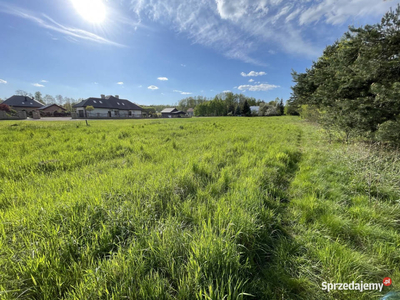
71,0,106,23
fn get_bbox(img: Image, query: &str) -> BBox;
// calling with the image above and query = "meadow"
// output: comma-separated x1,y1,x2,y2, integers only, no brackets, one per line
0,117,399,299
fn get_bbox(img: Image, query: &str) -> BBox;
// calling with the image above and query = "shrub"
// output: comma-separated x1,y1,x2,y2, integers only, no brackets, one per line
0,103,11,112
376,120,400,145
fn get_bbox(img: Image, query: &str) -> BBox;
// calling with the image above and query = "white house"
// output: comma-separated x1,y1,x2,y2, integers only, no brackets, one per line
73,95,143,118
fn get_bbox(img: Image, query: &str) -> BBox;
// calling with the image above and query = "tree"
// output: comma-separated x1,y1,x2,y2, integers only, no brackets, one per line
15,90,29,96
35,91,44,104
0,98,3,104
278,98,284,115
235,105,241,116
43,94,55,105
242,100,251,116
55,95,64,105
290,5,400,140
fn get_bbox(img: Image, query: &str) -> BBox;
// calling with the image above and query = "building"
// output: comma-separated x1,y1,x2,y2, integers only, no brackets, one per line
38,104,67,116
2,95,43,113
73,95,143,118
187,108,194,117
161,108,186,118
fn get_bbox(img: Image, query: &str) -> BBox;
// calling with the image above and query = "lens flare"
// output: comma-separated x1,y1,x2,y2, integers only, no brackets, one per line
71,0,106,23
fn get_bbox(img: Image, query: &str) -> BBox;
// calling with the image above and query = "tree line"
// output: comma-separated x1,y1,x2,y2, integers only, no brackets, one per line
289,5,400,144
176,93,284,117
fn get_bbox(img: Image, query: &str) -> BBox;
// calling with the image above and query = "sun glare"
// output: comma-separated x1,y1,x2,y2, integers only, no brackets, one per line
71,0,106,23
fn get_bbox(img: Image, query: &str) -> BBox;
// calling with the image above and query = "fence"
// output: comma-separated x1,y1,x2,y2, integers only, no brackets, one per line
0,110,27,120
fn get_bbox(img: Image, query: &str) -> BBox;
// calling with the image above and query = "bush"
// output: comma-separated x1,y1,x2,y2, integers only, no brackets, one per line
0,104,11,112
299,105,320,122
376,120,400,145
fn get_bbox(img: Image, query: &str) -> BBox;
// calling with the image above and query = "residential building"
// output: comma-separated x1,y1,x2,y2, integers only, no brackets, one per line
38,104,67,116
73,95,143,118
161,108,186,118
2,95,43,113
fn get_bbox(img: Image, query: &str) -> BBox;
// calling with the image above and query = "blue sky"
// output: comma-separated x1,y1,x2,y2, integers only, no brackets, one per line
0,0,398,105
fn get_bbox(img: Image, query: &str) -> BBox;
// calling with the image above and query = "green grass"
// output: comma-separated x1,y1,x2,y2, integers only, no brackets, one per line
0,117,399,299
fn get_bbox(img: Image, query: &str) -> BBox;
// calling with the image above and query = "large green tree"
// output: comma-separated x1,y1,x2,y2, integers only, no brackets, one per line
291,5,400,140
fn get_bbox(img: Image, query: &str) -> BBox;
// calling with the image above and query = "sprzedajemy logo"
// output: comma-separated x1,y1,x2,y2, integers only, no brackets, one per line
322,278,392,292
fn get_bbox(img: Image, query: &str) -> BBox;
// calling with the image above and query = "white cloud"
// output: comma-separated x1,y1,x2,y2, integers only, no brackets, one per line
148,85,159,90
0,79,7,84
248,79,254,82
0,3,126,47
173,89,192,95
41,80,48,83
117,82,124,85
129,0,394,62
157,77,168,81
32,83,44,87
241,71,266,77
223,90,231,93
299,0,394,26
238,83,279,92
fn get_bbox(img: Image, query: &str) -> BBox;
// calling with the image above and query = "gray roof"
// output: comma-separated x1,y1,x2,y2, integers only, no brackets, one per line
73,96,143,110
39,104,66,111
187,108,194,112
3,95,44,108
161,108,178,113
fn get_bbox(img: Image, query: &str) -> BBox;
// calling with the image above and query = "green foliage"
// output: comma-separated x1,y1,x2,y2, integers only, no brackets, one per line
291,5,400,141
241,100,251,116
299,105,320,122
85,105,94,111
235,105,241,116
376,119,400,145
35,91,44,105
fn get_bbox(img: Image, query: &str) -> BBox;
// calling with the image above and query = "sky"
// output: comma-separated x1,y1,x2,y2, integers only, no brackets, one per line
0,0,398,105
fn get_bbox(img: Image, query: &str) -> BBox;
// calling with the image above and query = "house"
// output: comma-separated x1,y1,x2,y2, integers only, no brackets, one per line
161,108,186,118
250,106,259,115
73,95,143,118
38,104,67,116
2,95,43,113
187,108,194,117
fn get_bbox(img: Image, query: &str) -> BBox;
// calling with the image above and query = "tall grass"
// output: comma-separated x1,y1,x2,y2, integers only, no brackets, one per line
0,117,398,299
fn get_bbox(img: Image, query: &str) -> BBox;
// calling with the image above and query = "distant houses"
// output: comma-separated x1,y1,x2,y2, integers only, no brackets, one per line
2,95,43,113
73,95,144,118
39,104,67,116
161,108,186,118
1,94,193,120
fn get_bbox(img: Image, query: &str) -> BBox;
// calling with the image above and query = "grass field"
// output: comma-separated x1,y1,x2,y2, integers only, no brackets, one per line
0,117,399,299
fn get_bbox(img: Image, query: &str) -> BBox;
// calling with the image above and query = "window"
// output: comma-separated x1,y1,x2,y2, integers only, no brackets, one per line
93,100,97,103
22,102,25,104
30,102,33,104
122,103,125,106
117,102,120,105
99,100,103,103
